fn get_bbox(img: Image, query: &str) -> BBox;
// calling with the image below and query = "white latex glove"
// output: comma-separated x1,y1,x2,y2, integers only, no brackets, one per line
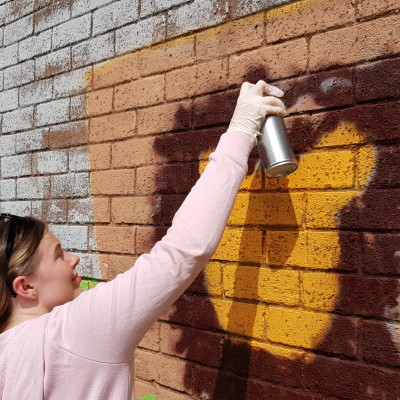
227,80,286,145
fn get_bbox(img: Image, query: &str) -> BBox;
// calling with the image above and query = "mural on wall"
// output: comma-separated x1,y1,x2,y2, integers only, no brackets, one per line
85,0,400,398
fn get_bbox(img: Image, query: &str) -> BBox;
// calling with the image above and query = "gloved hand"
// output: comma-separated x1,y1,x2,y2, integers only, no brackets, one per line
227,80,286,145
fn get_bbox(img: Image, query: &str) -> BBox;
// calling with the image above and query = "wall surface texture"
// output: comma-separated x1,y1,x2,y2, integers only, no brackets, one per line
1,0,400,399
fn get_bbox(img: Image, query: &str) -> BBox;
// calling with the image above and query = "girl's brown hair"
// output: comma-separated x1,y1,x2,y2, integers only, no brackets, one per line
0,214,46,331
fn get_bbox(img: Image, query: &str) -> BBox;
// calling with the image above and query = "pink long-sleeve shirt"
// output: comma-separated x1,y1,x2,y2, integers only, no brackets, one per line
0,131,253,399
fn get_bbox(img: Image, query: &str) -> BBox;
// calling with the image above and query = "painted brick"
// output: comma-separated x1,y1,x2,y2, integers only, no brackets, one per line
71,0,114,17
251,0,291,13
93,0,139,35
137,101,190,136
111,196,161,224
49,224,88,251
17,176,50,199
87,88,113,116
90,169,135,195
116,14,166,55
34,0,71,32
136,163,192,195
0,43,18,69
167,0,228,38
33,149,68,174
141,0,190,17
70,94,88,120
20,79,53,106
0,201,31,216
229,38,308,84
160,323,224,367
1,153,32,178
93,53,139,89
72,33,115,68
165,58,229,101
3,0,34,24
2,107,34,133
357,0,400,18
4,60,34,90
135,225,166,254
52,13,91,49
114,75,164,111
69,146,89,171
49,120,89,148
94,225,135,253
355,57,400,102
35,47,71,79
138,35,195,76
74,252,102,279
89,111,136,143
265,0,355,43
112,136,164,168
0,134,16,156
87,143,111,170
0,3,5,25
0,88,18,113
196,13,263,61
224,265,300,306
0,70,3,91
0,179,16,201
32,199,68,223
19,30,52,61
34,0,53,10
35,98,70,127
135,381,157,400
68,198,94,223
50,172,90,198
91,197,110,223
310,14,400,71
54,67,92,99
4,14,33,45
106,253,138,278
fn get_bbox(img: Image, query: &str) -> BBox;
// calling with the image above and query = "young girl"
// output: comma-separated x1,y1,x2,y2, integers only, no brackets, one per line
0,81,286,399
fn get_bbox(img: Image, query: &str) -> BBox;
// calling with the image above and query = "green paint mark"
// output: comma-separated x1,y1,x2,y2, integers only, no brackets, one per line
80,277,101,291
139,395,157,400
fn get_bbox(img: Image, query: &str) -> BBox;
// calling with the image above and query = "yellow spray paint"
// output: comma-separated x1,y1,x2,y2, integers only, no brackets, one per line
202,123,376,360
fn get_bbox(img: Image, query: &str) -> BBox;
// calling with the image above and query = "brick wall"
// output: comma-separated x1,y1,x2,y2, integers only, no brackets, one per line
1,0,400,399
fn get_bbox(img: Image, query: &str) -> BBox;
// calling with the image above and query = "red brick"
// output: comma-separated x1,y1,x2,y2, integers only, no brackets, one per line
87,88,113,116
136,226,167,254
138,321,161,352
90,169,135,195
355,57,400,101
160,323,224,367
196,13,264,61
156,387,191,400
91,197,110,223
362,232,400,275
362,320,400,367
310,14,400,71
134,380,157,400
357,0,400,18
107,254,138,279
93,52,140,89
137,100,190,136
278,67,353,114
138,36,195,76
229,38,308,84
111,196,161,224
94,225,136,254
112,136,164,168
134,349,159,382
88,143,111,170
114,75,164,111
89,111,136,143
265,0,355,43
165,58,229,101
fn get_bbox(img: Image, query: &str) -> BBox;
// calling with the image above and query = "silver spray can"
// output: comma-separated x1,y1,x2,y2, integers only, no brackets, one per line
257,116,298,178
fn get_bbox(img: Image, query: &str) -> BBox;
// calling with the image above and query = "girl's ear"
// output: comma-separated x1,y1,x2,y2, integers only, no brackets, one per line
12,276,37,300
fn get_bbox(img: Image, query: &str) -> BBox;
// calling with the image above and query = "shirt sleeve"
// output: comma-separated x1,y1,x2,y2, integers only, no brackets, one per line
48,131,254,363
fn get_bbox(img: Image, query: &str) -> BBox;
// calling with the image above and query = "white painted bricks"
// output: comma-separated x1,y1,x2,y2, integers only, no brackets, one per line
35,98,70,126
17,176,51,199
33,150,68,175
49,223,88,251
52,14,91,49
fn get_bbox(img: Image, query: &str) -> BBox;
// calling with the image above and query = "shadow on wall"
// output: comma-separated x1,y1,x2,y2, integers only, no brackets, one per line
152,64,400,399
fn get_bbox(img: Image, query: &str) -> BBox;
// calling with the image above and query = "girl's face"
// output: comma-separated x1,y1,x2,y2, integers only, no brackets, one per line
30,229,82,312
